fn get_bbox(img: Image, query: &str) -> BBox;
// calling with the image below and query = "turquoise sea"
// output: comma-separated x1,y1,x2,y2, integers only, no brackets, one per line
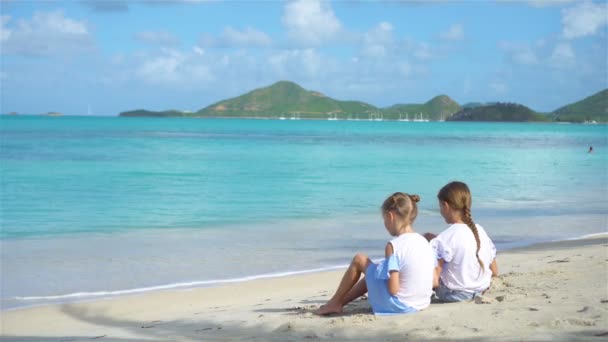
1,116,606,309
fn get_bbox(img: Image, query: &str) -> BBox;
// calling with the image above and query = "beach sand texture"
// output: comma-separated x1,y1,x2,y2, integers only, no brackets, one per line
1,235,607,341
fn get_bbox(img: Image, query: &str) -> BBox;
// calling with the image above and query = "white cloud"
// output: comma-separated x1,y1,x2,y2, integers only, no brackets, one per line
220,27,272,47
513,49,539,65
268,49,325,78
193,46,205,55
1,10,95,56
490,81,508,94
562,1,608,39
82,0,130,12
498,41,539,65
135,49,215,84
413,42,434,61
440,24,464,41
527,0,576,8
136,50,185,83
29,11,88,35
81,0,208,12
282,0,342,46
134,30,179,46
399,61,413,77
549,42,576,68
361,21,394,58
199,26,272,48
0,15,11,43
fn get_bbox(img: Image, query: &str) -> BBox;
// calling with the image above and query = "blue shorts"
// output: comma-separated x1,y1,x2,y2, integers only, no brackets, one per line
365,261,417,316
435,281,481,302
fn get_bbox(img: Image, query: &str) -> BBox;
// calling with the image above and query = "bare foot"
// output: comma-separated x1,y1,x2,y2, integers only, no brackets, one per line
314,301,343,316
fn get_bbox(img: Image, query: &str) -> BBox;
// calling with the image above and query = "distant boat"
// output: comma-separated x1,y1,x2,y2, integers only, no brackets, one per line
371,111,383,121
328,113,338,121
398,112,410,122
413,113,429,122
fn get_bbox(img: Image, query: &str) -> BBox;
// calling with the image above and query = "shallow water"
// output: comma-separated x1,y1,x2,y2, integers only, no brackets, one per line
1,116,606,309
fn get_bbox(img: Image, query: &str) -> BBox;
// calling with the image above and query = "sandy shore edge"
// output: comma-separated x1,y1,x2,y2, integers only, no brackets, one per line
2,234,607,341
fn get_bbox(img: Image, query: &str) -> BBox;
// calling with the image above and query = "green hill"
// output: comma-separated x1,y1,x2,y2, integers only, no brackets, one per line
551,89,608,123
382,95,461,121
117,81,605,123
447,103,549,122
461,101,499,109
196,81,377,119
119,109,191,117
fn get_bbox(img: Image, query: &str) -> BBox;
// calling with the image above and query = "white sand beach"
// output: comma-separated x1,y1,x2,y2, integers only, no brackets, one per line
1,234,607,342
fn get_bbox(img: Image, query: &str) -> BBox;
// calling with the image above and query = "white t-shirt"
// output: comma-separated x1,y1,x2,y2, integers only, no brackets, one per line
430,223,496,293
389,233,435,310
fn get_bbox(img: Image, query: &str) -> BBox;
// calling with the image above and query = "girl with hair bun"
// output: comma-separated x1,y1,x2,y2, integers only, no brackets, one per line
431,181,498,302
315,192,435,316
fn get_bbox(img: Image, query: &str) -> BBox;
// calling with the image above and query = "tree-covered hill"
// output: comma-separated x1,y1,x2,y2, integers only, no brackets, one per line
551,89,608,123
382,95,461,121
447,103,549,122
118,82,606,123
196,81,377,119
119,109,191,117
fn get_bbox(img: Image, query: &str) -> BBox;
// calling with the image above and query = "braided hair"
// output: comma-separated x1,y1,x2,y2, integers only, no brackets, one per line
438,182,485,271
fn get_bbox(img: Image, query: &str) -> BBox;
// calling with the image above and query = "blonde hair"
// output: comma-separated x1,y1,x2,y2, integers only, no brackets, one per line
381,192,420,224
437,181,485,271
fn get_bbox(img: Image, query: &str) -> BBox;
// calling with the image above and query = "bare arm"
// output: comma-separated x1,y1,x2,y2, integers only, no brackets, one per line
490,258,498,277
433,259,444,289
385,243,400,296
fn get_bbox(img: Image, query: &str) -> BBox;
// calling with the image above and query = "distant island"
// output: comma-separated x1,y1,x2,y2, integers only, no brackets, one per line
119,109,191,117
550,89,608,123
119,81,607,123
448,103,549,122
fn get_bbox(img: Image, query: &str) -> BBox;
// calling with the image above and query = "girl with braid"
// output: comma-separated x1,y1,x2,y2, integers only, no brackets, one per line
430,181,498,302
315,192,435,315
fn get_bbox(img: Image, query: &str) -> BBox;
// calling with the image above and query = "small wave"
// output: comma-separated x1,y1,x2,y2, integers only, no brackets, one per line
12,264,349,303
418,208,438,216
563,232,608,241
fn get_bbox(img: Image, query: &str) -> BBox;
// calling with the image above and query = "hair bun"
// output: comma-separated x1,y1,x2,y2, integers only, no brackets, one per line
409,194,420,203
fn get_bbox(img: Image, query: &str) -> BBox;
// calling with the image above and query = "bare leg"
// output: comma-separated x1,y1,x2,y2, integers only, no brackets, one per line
343,278,367,305
314,253,371,315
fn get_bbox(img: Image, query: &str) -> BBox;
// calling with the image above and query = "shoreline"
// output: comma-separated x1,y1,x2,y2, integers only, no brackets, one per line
4,114,607,124
2,233,607,341
2,230,607,312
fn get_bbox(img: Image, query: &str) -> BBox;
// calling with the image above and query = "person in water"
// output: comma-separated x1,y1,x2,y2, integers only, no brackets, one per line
315,192,435,315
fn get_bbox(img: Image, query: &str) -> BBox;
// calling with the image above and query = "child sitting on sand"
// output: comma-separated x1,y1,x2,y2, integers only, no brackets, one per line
430,181,498,302
315,192,435,315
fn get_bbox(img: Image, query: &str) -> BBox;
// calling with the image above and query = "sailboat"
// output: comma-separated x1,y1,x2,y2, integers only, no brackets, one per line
398,112,410,122
373,111,383,121
413,113,429,122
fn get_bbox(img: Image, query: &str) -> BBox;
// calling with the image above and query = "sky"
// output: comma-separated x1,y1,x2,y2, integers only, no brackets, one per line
0,0,607,116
